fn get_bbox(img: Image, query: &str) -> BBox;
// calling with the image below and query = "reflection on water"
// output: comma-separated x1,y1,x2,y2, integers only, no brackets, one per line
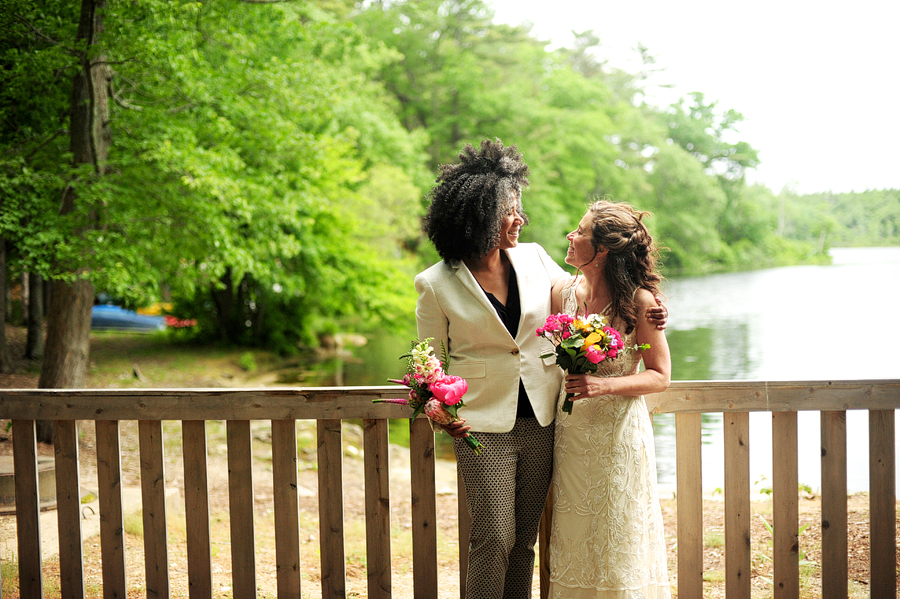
661,247,900,493
343,248,900,493
666,324,760,381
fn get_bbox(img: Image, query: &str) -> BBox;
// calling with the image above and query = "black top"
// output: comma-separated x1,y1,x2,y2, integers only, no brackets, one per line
481,265,536,419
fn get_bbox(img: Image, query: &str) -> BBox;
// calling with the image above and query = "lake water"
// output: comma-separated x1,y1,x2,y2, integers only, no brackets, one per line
657,246,900,494
345,247,900,494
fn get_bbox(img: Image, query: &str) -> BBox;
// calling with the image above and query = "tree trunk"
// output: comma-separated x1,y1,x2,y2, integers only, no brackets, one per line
211,267,238,342
26,273,44,360
22,271,30,326
0,238,10,373
37,0,110,442
38,280,93,388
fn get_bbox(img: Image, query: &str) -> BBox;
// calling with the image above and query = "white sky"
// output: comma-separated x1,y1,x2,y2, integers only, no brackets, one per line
487,0,900,195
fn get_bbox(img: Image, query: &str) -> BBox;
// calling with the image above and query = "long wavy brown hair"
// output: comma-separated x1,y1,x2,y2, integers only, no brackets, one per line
586,199,664,334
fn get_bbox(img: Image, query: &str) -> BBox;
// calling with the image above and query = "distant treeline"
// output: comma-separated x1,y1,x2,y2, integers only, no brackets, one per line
784,189,900,248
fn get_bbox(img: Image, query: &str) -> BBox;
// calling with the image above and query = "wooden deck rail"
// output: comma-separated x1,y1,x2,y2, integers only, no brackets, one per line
1,379,898,598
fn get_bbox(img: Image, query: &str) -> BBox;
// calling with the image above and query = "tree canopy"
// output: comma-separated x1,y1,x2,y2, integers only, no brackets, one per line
2,0,884,368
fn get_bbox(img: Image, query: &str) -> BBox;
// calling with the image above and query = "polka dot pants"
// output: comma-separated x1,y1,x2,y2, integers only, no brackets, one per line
454,418,555,599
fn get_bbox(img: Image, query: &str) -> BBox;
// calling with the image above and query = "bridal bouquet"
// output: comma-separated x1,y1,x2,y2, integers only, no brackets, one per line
537,313,649,414
376,338,483,455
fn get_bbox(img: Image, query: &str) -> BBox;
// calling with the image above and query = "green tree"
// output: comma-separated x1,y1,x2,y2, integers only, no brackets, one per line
2,0,428,390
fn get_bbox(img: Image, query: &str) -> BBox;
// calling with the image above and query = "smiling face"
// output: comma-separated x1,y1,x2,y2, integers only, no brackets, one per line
496,193,525,250
565,211,599,268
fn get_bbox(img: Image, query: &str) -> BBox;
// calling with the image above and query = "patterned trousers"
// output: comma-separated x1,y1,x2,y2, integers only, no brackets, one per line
454,417,555,599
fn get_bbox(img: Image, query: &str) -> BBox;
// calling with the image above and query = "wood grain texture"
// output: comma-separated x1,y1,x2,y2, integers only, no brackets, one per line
96,419,127,598
724,412,751,599
12,419,42,598
54,419,85,599
363,418,392,599
138,420,170,599
410,418,438,599
272,419,302,598
0,387,416,420
868,409,896,598
772,412,799,599
317,419,346,598
1,380,897,599
182,420,212,599
3,381,898,421
227,420,257,598
676,413,703,599
820,411,847,599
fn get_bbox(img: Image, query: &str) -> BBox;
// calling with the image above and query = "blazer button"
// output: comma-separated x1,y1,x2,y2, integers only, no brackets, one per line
510,349,520,355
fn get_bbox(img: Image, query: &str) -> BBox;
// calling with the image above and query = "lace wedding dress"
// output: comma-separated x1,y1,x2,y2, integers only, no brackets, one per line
547,282,671,598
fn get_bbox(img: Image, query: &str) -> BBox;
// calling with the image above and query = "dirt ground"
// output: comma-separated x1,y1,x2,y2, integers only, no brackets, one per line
3,423,896,598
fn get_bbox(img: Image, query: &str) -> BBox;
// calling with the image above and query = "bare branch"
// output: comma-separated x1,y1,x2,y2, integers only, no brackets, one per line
10,14,85,58
169,102,200,115
111,92,143,112
25,128,68,161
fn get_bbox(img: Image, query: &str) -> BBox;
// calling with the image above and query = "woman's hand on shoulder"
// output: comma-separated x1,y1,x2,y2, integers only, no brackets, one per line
645,293,668,330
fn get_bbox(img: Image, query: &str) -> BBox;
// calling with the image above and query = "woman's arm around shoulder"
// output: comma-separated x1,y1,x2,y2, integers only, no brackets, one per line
634,287,671,392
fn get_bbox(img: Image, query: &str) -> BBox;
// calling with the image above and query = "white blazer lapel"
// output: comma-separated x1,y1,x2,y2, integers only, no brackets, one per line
451,260,504,320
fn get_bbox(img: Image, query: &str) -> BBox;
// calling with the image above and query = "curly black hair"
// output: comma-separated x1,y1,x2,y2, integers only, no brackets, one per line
423,139,530,263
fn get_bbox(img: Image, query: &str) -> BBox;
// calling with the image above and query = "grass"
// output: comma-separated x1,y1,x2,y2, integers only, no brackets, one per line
1,557,17,597
702,569,726,583
704,529,725,549
124,510,144,537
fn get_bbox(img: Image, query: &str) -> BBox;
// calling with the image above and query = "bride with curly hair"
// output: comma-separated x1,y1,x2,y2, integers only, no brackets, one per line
548,199,672,599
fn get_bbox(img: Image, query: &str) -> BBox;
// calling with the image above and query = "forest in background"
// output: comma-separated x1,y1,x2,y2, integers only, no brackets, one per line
2,0,898,361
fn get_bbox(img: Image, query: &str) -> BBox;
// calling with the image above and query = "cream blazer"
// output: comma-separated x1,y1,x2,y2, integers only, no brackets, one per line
414,243,567,433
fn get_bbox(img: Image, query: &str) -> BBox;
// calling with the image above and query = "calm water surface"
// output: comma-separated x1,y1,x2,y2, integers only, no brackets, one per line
658,246,900,493
346,247,900,494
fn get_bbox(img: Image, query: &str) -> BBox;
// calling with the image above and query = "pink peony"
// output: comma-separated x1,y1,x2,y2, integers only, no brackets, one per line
429,374,469,405
585,346,605,364
540,315,562,333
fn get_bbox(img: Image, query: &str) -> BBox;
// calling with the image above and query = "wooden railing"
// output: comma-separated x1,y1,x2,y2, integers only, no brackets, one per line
0,380,898,599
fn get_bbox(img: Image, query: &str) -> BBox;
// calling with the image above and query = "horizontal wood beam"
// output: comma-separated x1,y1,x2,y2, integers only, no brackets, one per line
648,380,900,413
0,387,415,420
2,381,898,420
